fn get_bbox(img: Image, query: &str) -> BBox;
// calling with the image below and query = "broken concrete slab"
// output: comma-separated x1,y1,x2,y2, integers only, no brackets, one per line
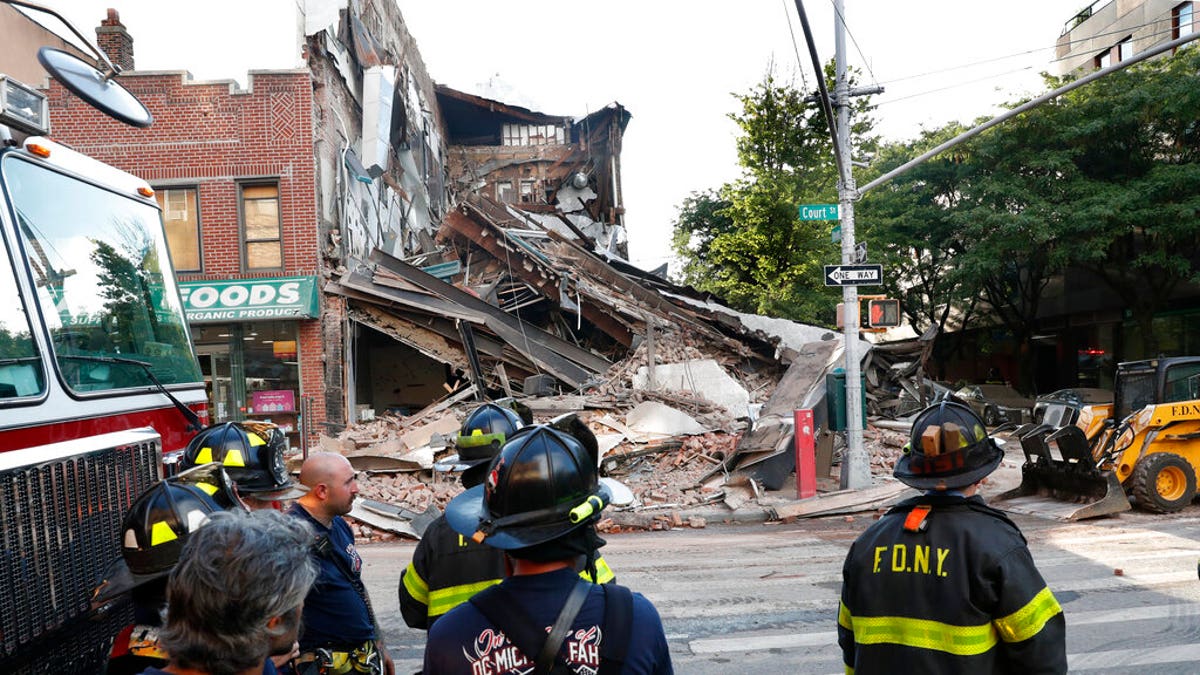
399,412,460,451
769,480,915,519
631,359,750,417
625,401,708,438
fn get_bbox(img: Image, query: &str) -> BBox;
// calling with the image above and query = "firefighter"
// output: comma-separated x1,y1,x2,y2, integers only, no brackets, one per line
424,421,672,674
180,421,306,509
838,400,1066,674
153,509,317,675
399,404,616,630
92,476,226,675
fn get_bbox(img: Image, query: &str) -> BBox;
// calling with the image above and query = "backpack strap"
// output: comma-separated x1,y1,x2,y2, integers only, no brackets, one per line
597,584,634,675
469,579,591,675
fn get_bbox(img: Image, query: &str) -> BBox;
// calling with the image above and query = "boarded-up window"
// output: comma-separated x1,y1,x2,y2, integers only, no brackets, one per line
242,184,282,270
497,181,515,203
155,187,201,271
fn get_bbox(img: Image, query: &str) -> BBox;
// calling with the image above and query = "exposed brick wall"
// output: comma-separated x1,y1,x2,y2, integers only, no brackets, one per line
44,69,330,444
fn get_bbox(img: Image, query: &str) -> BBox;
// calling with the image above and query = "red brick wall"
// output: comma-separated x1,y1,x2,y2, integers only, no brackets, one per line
44,70,330,443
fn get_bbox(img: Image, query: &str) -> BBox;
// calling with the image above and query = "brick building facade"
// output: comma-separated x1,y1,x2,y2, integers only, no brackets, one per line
43,11,326,448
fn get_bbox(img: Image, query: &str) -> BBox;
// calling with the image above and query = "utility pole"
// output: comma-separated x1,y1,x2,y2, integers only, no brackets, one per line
834,0,870,489
794,0,1200,493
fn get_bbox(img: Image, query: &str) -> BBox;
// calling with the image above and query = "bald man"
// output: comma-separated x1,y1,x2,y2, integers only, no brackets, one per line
284,453,394,675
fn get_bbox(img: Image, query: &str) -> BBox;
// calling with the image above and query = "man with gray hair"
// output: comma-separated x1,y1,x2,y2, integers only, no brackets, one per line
142,509,318,675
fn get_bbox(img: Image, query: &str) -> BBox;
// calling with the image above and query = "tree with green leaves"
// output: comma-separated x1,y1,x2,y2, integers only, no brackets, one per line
671,64,877,324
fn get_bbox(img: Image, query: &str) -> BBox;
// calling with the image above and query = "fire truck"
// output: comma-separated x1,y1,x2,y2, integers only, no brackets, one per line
0,2,207,671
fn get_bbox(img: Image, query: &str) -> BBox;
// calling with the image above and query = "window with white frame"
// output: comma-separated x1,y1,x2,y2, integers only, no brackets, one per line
501,123,566,147
1117,37,1133,61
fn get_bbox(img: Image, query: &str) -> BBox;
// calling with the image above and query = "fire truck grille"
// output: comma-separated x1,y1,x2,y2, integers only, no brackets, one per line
0,436,160,674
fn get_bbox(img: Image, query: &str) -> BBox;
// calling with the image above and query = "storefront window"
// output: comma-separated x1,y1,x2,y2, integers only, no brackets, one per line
193,320,301,447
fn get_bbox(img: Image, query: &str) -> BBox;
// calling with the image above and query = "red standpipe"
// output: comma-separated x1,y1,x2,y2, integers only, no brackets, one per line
794,409,816,499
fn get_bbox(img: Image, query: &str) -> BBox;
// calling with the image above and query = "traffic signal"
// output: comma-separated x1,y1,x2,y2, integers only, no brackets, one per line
867,299,901,328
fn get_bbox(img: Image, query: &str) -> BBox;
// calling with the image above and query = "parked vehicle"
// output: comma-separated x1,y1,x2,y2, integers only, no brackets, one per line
1,4,205,672
998,357,1200,520
1032,387,1113,427
955,383,1036,426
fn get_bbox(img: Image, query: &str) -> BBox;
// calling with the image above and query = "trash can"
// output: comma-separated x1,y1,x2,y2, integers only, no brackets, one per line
826,367,866,431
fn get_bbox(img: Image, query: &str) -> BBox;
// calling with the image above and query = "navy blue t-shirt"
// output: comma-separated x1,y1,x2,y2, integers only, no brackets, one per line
424,567,673,674
287,504,374,648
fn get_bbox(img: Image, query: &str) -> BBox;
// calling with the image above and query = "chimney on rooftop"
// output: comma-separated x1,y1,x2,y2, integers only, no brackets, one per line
95,8,134,71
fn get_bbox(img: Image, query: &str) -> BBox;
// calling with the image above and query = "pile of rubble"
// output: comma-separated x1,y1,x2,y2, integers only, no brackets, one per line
304,324,935,544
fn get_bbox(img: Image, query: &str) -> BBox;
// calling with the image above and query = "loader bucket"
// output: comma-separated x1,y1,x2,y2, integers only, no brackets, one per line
995,425,1131,521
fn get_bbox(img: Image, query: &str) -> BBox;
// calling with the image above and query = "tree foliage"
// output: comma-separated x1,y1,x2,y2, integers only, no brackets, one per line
671,64,876,324
673,47,1200,376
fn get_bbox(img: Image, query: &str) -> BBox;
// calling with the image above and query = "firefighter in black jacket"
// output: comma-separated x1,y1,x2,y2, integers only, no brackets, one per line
838,400,1067,674
399,402,614,629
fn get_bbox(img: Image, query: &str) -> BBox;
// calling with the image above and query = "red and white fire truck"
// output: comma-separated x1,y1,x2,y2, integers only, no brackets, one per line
1,2,207,672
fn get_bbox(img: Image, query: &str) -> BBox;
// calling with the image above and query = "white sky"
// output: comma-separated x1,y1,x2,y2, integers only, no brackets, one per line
42,0,1089,269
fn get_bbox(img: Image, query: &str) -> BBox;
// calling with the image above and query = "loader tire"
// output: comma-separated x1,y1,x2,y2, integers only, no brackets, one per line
983,406,999,426
1130,453,1196,513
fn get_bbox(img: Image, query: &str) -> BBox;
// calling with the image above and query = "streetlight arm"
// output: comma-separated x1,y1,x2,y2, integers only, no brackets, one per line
858,30,1200,196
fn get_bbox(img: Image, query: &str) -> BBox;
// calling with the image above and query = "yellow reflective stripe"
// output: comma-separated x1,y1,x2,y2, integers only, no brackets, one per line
584,556,615,583
850,615,998,656
194,481,218,496
428,579,501,617
402,563,429,604
845,667,854,675
249,432,266,446
838,600,853,630
149,521,178,546
196,447,213,464
223,448,246,467
994,587,1062,643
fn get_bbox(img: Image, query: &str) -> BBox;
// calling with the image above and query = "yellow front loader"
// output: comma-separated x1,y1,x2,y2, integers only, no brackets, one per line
998,357,1200,520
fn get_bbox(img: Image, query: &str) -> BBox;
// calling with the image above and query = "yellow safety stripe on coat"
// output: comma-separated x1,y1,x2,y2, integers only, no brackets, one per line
993,587,1062,643
848,614,998,656
429,579,501,617
839,600,853,630
584,556,615,583
402,563,429,604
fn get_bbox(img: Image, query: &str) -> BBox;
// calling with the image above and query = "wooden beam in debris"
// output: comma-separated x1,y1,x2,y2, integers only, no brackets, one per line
445,208,633,347
543,232,750,352
369,249,608,388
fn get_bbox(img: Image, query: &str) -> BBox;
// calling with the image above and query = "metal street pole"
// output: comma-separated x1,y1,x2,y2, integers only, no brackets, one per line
834,0,870,489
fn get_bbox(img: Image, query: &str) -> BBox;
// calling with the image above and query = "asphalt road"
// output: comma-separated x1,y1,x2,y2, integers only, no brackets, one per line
356,438,1200,674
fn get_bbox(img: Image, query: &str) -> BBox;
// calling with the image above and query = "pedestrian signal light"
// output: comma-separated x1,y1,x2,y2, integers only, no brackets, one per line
867,299,901,328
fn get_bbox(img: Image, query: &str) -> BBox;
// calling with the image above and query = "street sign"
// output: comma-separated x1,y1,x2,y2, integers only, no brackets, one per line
824,264,883,286
799,204,840,221
831,225,842,243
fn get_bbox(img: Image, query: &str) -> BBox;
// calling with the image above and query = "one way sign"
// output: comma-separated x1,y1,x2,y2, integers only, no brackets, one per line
824,264,883,287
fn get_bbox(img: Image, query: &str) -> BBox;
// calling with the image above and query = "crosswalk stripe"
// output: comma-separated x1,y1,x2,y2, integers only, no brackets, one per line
687,596,1200,656
1069,643,1200,670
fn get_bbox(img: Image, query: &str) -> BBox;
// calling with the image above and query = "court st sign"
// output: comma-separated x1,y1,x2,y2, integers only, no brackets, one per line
824,264,883,287
178,276,319,323
798,204,840,221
